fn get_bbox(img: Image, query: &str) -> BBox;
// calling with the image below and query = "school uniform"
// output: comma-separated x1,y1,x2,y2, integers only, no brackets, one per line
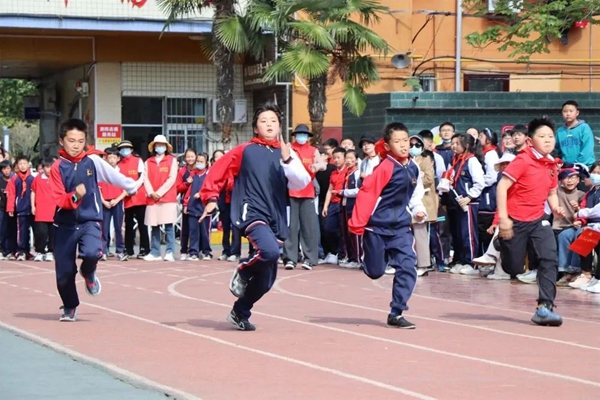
218,176,242,258
0,176,16,257
99,171,126,256
183,169,212,257
341,166,361,263
176,166,194,256
31,173,56,254
51,150,137,310
447,153,485,266
348,154,426,316
200,137,310,321
478,146,501,255
6,171,35,255
326,165,347,258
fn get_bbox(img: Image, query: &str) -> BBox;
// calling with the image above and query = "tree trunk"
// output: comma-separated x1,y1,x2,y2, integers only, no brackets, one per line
213,0,235,144
308,73,328,145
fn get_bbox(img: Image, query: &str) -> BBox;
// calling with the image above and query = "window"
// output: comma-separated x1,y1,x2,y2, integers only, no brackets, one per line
419,75,436,92
166,98,207,155
122,97,163,125
464,74,509,92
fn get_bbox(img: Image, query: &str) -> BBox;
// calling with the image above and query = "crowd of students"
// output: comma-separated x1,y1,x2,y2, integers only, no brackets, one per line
1,99,598,331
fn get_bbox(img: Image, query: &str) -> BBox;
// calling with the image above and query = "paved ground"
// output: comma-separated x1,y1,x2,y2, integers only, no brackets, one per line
0,329,166,399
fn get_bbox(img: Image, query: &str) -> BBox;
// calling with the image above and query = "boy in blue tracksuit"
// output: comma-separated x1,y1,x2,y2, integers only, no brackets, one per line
183,153,212,261
349,122,427,329
50,118,137,322
199,102,311,331
6,155,35,260
555,100,595,168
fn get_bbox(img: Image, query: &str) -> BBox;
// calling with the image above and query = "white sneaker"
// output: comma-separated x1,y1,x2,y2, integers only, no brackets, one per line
227,255,239,262
487,267,510,280
449,264,465,274
0,254,5,260
164,252,175,262
217,254,228,261
568,274,591,289
202,254,213,261
460,265,480,275
16,253,26,261
384,265,395,275
518,270,537,284
180,254,188,261
33,253,44,262
473,254,497,266
586,279,600,293
580,277,598,291
143,254,163,262
340,261,361,269
317,258,327,265
44,253,54,262
416,268,429,277
324,254,338,265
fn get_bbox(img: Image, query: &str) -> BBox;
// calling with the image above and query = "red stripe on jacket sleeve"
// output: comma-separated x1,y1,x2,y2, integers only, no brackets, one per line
200,144,246,205
5,176,16,213
50,162,79,210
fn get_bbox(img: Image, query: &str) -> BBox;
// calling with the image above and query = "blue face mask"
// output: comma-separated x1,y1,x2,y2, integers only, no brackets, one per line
591,173,600,186
409,147,423,158
119,148,131,157
295,134,309,145
196,163,206,170
155,145,167,155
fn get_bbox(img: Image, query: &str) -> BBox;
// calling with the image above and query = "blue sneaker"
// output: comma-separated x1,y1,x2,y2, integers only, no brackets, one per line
437,264,449,272
59,306,77,322
83,272,102,296
531,304,563,327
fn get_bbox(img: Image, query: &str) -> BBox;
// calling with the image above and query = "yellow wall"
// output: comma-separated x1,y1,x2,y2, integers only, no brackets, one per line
294,0,600,131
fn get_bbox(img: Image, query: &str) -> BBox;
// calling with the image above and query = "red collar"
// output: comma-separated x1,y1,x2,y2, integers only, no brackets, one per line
250,136,281,148
483,145,497,155
523,146,561,166
16,169,31,180
58,148,88,163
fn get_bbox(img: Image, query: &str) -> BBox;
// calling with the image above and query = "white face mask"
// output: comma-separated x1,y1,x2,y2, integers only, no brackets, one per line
409,147,423,158
196,163,206,170
155,145,167,155
590,173,600,186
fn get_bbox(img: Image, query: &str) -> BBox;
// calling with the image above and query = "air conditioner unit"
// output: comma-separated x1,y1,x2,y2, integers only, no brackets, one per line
211,98,248,124
487,0,522,13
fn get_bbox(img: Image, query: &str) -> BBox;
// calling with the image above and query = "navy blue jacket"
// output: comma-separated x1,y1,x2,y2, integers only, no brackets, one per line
185,170,208,217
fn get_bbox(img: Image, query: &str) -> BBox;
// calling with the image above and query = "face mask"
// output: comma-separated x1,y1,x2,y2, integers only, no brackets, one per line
155,145,167,155
590,173,600,186
196,163,206,170
119,148,131,157
442,138,451,144
295,134,309,145
409,147,423,158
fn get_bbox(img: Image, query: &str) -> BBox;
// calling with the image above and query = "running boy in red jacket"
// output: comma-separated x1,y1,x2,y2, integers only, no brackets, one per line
31,158,56,262
349,122,427,329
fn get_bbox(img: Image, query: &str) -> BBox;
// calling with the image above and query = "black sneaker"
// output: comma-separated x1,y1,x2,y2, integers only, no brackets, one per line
227,310,256,331
59,306,77,322
387,314,416,329
301,261,314,271
229,268,248,298
284,261,295,270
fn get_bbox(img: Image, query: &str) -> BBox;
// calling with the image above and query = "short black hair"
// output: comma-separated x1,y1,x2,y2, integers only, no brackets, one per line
251,101,283,129
323,138,339,148
15,154,29,163
562,100,579,110
0,160,11,170
332,147,346,156
383,122,409,143
105,147,120,157
527,117,555,138
439,122,455,131
59,118,88,139
41,158,54,168
419,129,434,140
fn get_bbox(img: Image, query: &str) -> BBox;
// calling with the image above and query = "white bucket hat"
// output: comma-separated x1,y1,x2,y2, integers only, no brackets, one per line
148,134,173,153
494,152,516,170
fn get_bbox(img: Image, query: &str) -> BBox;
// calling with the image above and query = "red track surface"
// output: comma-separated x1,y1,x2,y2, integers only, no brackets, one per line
1,258,600,399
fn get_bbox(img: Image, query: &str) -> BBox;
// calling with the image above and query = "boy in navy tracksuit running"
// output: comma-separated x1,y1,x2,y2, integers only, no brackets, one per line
51,119,137,321
200,102,311,331
6,155,35,260
349,122,427,329
183,153,212,261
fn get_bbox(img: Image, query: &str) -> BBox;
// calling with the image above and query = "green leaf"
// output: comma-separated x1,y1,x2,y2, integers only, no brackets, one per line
264,43,330,80
214,15,250,54
342,83,367,116
288,21,335,50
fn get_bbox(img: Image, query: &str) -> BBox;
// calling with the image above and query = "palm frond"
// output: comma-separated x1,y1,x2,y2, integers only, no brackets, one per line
288,21,335,50
263,43,330,81
214,15,250,54
346,55,380,86
342,82,367,116
157,0,205,36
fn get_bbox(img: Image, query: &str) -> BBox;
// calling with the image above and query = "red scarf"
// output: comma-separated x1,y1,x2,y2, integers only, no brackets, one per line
450,153,474,185
374,138,409,164
58,148,88,163
16,169,31,196
482,145,497,155
523,146,562,166
250,136,281,148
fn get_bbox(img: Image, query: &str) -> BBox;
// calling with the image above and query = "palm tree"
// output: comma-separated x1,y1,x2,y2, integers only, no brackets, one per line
241,0,391,143
158,0,238,143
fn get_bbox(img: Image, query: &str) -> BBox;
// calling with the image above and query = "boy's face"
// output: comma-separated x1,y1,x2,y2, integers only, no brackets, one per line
502,135,515,149
332,152,345,168
562,174,580,191
562,105,579,125
43,165,52,176
37,164,43,173
511,131,527,147
17,159,29,173
439,125,454,140
253,110,280,141
1,166,11,178
345,153,357,168
341,139,354,150
106,154,119,167
60,129,87,158
530,125,555,156
384,129,410,159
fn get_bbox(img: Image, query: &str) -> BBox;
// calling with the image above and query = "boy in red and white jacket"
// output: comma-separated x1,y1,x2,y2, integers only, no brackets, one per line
99,147,128,261
31,158,56,262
